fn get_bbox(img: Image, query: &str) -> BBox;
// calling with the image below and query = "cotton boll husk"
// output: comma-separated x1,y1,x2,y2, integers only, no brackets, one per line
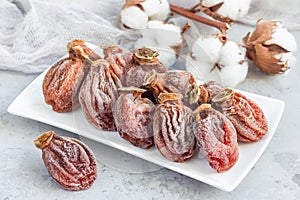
150,0,170,21
121,6,148,29
273,54,297,76
274,52,293,65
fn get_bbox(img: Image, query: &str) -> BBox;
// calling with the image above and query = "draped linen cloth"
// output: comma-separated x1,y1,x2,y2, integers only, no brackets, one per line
0,0,298,73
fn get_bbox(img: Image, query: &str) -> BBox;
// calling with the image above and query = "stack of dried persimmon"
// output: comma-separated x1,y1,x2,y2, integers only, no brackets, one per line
42,40,268,173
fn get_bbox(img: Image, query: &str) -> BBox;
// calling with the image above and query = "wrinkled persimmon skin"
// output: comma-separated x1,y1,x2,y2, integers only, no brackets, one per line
198,81,225,104
144,70,196,101
212,90,268,143
153,93,196,162
193,105,239,172
43,40,102,113
121,47,168,87
103,45,135,74
122,62,167,88
34,131,97,191
79,60,121,131
79,46,135,131
42,58,88,113
113,88,156,149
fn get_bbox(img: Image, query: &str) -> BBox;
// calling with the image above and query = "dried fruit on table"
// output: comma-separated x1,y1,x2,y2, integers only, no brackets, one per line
201,81,225,102
79,59,122,131
122,47,167,87
103,45,134,74
186,81,225,108
153,93,196,162
193,104,239,172
34,131,97,191
113,87,156,149
143,70,196,101
42,57,88,113
79,46,136,131
212,88,268,142
67,40,101,63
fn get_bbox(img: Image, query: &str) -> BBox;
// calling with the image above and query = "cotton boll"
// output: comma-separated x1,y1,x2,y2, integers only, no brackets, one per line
201,0,223,6
120,0,170,30
264,22,297,52
243,20,298,74
218,41,248,87
219,40,245,65
186,55,221,82
134,21,182,68
121,6,148,29
201,0,251,22
134,37,157,49
192,36,223,63
219,0,251,20
185,35,223,82
140,0,160,18
147,21,181,47
186,34,248,87
217,62,248,87
150,0,170,21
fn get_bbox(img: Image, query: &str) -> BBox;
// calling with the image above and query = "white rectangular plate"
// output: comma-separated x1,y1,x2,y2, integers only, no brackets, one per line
7,46,285,192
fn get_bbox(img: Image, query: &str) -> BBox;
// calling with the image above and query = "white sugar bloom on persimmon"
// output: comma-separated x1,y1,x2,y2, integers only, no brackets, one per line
135,20,183,67
243,20,297,74
121,0,170,29
200,0,251,23
186,34,248,88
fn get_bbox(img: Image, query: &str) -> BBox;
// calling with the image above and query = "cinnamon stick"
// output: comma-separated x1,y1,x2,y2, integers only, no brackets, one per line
169,4,229,34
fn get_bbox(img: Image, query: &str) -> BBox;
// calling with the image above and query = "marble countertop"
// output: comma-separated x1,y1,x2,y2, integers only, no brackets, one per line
1,24,300,199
